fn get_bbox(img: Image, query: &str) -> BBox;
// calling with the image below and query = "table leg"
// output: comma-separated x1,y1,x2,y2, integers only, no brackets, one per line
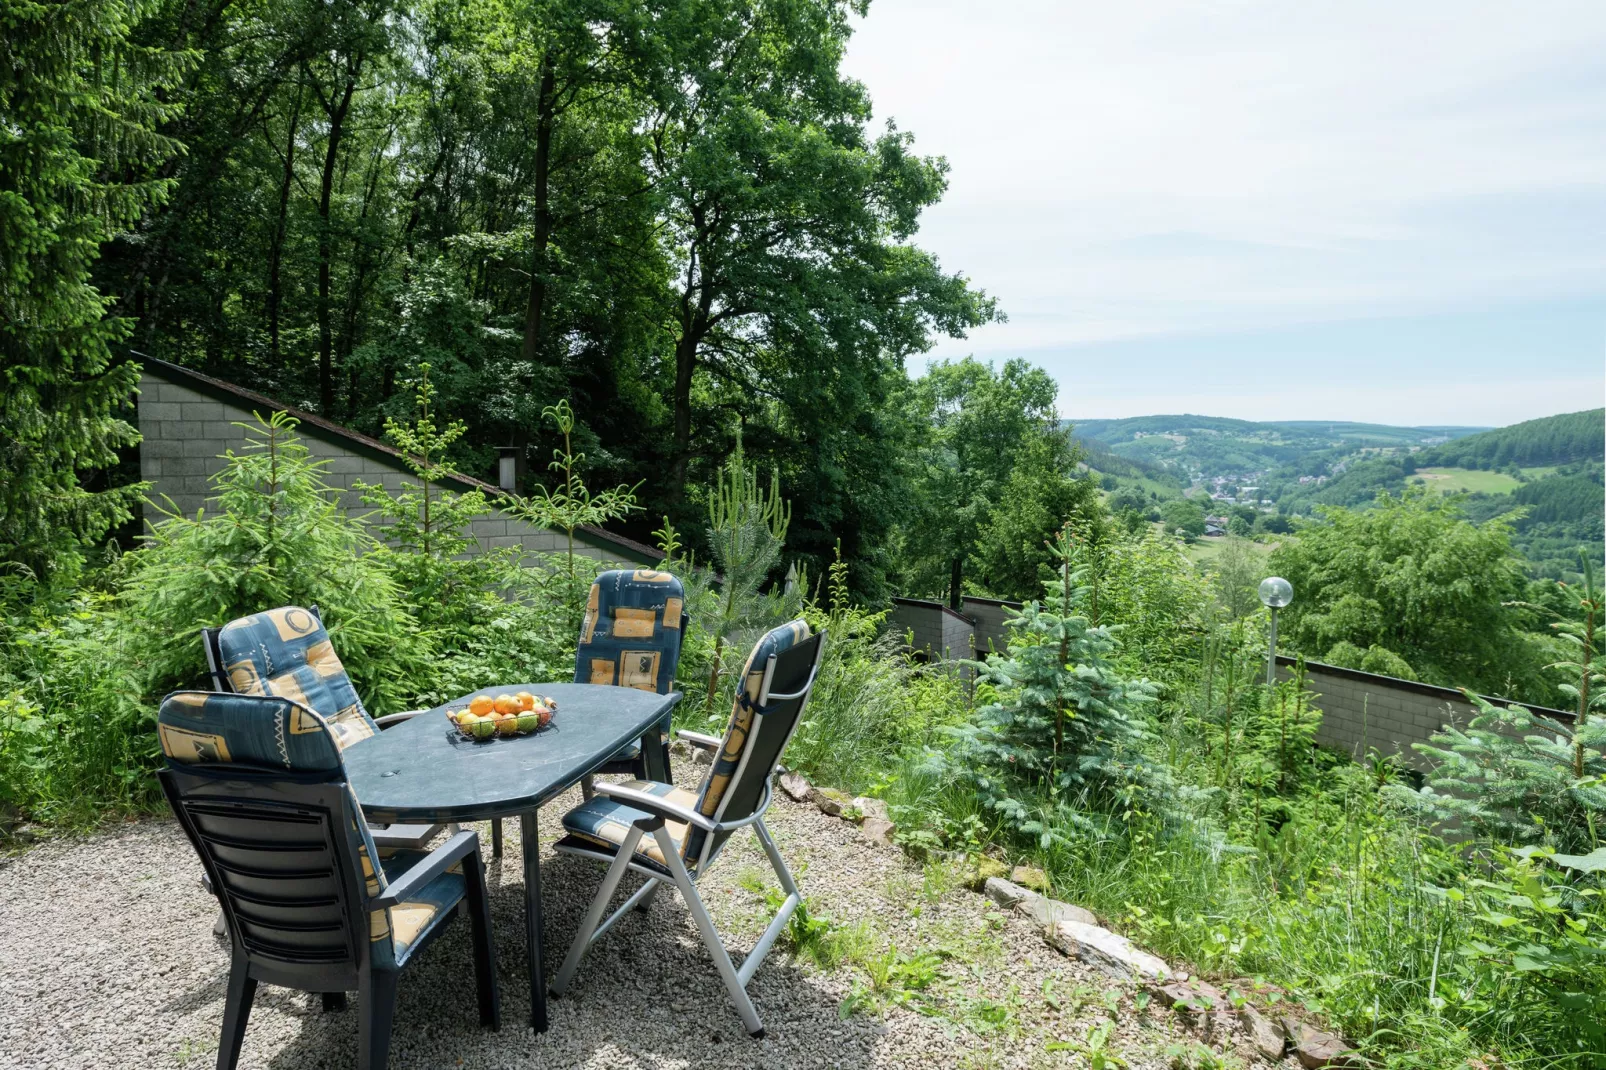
641,715,671,783
520,810,548,1032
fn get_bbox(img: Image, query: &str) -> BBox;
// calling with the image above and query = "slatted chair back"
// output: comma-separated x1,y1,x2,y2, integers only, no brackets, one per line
203,605,378,752
574,570,687,694
684,621,825,868
157,691,403,984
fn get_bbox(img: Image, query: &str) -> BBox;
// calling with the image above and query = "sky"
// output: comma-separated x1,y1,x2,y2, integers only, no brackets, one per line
841,0,1606,427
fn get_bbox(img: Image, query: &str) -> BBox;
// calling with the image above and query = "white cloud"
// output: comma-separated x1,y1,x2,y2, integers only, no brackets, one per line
844,0,1606,363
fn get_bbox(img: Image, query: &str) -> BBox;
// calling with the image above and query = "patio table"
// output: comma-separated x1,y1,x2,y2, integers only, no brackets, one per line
344,682,679,1032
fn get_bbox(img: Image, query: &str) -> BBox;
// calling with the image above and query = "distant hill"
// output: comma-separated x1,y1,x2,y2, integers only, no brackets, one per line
1064,415,1485,482
1413,408,1604,469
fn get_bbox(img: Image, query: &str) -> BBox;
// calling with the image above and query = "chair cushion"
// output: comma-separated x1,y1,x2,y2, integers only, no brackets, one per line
376,849,465,962
560,780,698,867
216,606,377,751
688,620,810,832
575,570,685,694
158,691,344,771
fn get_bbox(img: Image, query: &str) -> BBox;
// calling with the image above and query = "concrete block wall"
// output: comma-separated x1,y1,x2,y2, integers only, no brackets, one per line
136,366,652,566
962,596,1022,659
1277,657,1572,769
890,597,978,671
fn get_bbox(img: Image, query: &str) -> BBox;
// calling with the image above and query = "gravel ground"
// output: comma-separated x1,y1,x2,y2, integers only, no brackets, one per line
0,769,1254,1070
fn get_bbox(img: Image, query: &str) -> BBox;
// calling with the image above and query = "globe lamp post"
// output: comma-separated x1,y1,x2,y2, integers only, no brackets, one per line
1258,576,1293,688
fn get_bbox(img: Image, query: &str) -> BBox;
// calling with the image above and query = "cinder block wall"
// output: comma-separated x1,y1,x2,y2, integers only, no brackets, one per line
137,365,653,566
962,596,1021,659
1276,657,1572,769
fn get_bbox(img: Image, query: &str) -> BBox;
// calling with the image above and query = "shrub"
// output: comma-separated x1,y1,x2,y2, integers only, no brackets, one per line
122,411,433,711
0,592,157,826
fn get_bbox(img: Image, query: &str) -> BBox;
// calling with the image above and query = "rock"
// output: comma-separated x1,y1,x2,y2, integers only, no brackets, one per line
1291,1025,1358,1069
779,772,813,803
965,855,1011,890
11,824,39,844
1238,1007,1286,1062
984,877,1033,909
1010,864,1050,892
1043,920,1171,982
850,796,888,823
689,746,713,766
860,817,896,847
1152,979,1220,1013
669,739,691,758
811,787,852,817
1018,895,1098,929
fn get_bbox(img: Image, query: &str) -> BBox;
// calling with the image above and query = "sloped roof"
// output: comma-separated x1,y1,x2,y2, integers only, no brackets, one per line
134,354,662,563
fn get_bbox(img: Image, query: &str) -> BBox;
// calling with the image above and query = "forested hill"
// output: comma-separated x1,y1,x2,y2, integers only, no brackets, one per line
1412,408,1605,469
1064,415,1483,481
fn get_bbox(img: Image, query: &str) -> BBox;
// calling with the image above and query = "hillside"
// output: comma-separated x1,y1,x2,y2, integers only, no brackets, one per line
1412,408,1604,468
1067,415,1484,486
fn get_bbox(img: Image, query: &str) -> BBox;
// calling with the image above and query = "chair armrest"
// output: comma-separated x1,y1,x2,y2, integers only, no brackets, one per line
675,729,722,752
593,782,718,832
370,830,479,908
375,710,426,729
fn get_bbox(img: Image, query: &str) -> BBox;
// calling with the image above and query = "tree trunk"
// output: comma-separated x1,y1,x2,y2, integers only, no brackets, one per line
267,81,304,364
514,50,557,486
949,556,963,610
316,71,357,415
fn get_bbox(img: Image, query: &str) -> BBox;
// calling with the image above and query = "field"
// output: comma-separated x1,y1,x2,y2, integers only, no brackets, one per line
1411,466,1522,495
1184,534,1282,567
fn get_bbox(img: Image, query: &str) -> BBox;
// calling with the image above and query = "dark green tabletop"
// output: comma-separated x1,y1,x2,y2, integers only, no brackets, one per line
344,682,680,825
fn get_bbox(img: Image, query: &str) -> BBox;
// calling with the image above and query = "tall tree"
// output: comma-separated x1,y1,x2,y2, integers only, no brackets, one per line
0,0,185,580
643,0,996,506
900,358,1062,606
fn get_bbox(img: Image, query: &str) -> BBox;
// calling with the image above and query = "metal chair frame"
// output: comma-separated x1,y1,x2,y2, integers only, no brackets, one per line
550,630,825,1037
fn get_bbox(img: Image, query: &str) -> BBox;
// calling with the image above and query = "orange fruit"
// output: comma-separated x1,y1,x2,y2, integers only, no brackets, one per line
468,695,495,717
493,694,520,716
515,691,536,712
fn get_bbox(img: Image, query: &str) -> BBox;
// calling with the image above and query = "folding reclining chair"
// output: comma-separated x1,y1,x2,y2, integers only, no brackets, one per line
489,569,688,855
550,620,826,1037
157,690,500,1070
201,606,449,853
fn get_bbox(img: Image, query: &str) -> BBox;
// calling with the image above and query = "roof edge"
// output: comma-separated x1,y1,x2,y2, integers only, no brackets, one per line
1276,654,1573,722
134,353,662,562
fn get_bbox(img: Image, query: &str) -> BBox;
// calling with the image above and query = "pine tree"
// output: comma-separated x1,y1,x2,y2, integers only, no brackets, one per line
0,0,187,580
944,523,1165,847
1397,559,1606,851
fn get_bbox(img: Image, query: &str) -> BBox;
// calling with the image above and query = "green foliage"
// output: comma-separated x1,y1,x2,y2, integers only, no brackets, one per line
1160,498,1206,540
969,433,1099,602
0,592,157,826
504,399,640,618
900,358,1065,604
943,525,1163,847
1399,695,1606,853
1270,489,1544,698
122,412,432,710
0,0,185,580
356,365,522,640
699,438,796,713
1415,408,1604,470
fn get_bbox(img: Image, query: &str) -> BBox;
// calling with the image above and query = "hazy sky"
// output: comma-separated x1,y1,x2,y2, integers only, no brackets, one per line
842,1,1606,426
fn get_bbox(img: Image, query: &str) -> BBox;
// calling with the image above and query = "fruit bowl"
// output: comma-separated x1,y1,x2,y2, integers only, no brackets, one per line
446,691,556,741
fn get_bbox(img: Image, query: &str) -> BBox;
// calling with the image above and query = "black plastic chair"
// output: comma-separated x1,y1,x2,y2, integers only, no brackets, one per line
158,690,499,1070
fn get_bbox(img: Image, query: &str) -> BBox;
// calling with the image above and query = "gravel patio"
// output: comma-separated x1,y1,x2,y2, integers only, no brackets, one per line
0,768,1239,1070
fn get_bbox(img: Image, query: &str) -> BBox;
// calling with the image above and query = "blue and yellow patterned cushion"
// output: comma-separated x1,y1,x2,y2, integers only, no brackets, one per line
561,779,698,868
158,690,345,770
377,848,464,962
683,619,811,863
216,606,377,751
158,690,459,969
575,570,685,695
